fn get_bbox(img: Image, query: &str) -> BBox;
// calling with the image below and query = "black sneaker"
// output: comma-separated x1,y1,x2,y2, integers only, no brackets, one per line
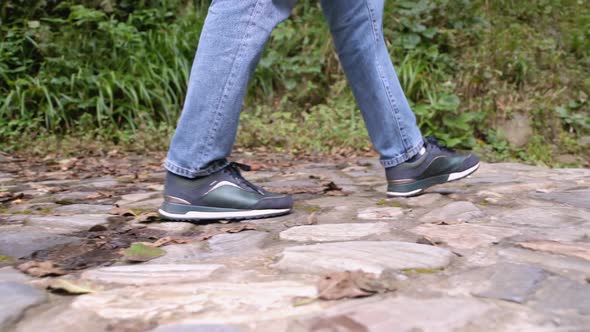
159,162,293,221
385,137,480,197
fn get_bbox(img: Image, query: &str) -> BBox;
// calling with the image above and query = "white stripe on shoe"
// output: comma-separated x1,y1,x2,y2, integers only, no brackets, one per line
158,208,290,220
448,163,480,181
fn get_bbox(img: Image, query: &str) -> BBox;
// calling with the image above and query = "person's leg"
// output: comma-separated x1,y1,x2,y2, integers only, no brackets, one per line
320,0,424,168
159,0,296,221
321,0,479,197
165,0,296,178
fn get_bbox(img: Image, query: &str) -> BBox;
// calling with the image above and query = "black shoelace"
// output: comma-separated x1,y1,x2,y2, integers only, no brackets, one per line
425,136,455,154
224,162,265,195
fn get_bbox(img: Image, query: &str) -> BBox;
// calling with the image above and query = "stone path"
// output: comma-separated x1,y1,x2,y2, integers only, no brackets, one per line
1,155,590,331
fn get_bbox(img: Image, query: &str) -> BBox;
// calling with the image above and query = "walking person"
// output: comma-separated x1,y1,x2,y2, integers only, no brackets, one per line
159,0,480,221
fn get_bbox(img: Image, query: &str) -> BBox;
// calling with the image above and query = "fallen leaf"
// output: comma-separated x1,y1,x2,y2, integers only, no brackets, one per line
47,278,98,294
123,243,166,262
144,236,190,247
317,271,396,301
322,181,342,192
109,207,136,217
136,212,160,223
17,261,66,277
197,224,257,241
519,241,590,261
416,236,440,246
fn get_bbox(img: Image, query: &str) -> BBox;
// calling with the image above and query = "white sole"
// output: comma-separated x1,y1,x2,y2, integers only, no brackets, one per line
387,163,480,197
158,208,291,221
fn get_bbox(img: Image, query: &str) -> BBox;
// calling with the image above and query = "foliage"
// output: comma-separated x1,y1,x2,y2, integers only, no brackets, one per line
1,0,589,165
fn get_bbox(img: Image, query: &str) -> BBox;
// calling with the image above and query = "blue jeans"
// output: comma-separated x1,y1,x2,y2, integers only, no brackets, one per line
165,0,424,178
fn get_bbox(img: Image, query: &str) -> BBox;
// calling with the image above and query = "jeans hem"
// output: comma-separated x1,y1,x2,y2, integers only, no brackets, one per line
380,139,424,168
164,159,229,178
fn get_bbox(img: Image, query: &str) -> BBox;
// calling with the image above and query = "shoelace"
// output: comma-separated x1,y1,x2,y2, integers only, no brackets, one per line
225,162,265,195
425,136,455,154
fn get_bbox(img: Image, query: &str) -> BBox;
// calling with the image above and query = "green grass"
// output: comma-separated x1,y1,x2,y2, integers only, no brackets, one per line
1,0,588,166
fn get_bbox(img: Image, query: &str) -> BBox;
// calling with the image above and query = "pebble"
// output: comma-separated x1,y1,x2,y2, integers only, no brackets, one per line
279,222,390,242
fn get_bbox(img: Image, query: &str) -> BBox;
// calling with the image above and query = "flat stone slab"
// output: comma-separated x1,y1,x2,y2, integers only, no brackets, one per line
53,204,113,215
0,282,47,329
291,296,493,332
273,241,453,275
25,214,110,230
497,207,590,228
72,281,319,323
419,201,484,224
357,207,404,220
0,267,31,283
81,264,224,285
472,263,546,303
0,229,80,258
149,324,247,332
411,223,520,249
532,189,590,210
279,222,390,242
531,276,590,315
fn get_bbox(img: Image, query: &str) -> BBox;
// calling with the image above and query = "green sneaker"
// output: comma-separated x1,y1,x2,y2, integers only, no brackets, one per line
386,137,480,197
159,162,293,221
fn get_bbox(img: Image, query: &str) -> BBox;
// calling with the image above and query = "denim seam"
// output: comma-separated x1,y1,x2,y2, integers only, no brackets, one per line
199,0,262,167
380,139,424,168
363,0,410,151
164,158,229,178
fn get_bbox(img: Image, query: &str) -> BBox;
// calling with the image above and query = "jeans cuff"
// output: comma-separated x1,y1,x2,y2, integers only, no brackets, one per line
164,159,229,178
380,139,424,168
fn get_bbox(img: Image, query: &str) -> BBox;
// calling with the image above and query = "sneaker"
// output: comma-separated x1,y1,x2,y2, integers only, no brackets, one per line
385,137,480,197
159,162,293,221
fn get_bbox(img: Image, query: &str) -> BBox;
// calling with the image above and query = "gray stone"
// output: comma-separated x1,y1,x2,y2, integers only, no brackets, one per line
53,204,113,215
290,296,493,332
13,303,109,332
273,241,453,275
72,281,319,323
532,189,590,210
279,222,391,242
498,247,590,277
31,191,98,203
497,207,590,228
404,193,444,207
357,207,404,220
151,231,268,264
0,229,80,258
0,282,47,329
122,198,163,209
81,264,224,285
116,192,161,205
471,263,546,303
531,276,590,315
419,201,484,224
0,267,31,283
149,324,247,332
79,177,118,189
497,112,533,147
411,223,520,249
25,214,110,230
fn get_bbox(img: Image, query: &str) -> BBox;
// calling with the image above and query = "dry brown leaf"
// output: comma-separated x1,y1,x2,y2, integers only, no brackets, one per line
136,212,160,222
17,260,66,277
144,236,190,247
198,224,257,241
317,271,396,301
109,207,136,217
519,241,590,261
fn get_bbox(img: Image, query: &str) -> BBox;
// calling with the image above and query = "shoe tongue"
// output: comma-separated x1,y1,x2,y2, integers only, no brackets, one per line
406,145,427,163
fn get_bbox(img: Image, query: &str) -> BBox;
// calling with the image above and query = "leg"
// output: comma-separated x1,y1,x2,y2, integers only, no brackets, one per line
165,0,296,178
320,0,424,167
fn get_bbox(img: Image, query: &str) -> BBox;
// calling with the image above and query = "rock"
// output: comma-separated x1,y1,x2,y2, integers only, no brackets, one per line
12,303,109,332
411,223,520,249
404,193,444,207
0,229,80,258
149,324,247,332
0,267,31,283
289,296,493,332
144,221,195,235
498,247,590,276
273,241,453,275
117,192,161,205
72,281,319,323
357,207,404,220
497,112,533,148
53,204,113,215
469,263,546,303
79,177,118,189
419,201,484,224
31,191,98,203
150,231,268,264
531,276,590,315
25,214,110,231
279,223,390,242
81,264,224,285
518,241,590,261
497,207,590,228
122,198,163,209
0,282,47,329
532,189,590,210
